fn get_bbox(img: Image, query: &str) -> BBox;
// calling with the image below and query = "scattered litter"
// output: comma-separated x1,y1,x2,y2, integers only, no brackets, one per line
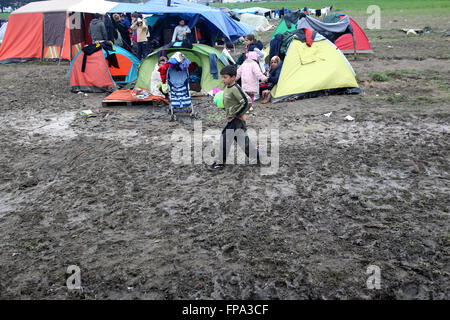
344,115,355,121
127,286,134,291
411,167,420,174
395,93,401,96
401,28,424,35
323,112,333,117
12,252,19,257
131,87,151,99
84,93,88,97
387,45,393,48
77,91,83,95
80,109,93,116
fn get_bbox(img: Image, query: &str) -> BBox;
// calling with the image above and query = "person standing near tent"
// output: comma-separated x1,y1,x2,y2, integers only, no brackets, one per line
89,14,108,43
131,17,148,60
261,56,282,104
150,56,168,98
104,14,116,42
112,14,132,51
120,13,131,29
171,20,191,43
236,51,267,111
209,65,261,171
130,12,140,48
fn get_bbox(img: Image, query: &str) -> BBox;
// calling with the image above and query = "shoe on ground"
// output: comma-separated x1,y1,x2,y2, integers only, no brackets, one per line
208,162,225,171
249,106,254,111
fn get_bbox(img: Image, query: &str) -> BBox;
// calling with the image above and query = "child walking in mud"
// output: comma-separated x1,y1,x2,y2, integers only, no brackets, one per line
209,65,261,170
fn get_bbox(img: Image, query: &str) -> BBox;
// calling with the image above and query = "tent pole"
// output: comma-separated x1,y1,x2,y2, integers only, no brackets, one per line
41,15,45,61
59,12,68,66
352,33,357,60
70,13,73,61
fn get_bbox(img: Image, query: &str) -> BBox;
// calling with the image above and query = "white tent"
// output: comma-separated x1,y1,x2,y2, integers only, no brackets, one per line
239,13,272,32
237,7,271,15
13,0,118,14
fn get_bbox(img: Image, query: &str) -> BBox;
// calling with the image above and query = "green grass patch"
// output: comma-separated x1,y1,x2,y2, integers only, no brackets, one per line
370,73,389,82
0,13,10,20
212,0,450,16
385,70,449,90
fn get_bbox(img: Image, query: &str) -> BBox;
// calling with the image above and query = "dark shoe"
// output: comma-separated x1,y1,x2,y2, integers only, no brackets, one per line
208,162,225,171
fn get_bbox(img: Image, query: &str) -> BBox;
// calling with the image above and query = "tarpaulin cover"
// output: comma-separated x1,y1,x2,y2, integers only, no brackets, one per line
109,0,254,42
296,15,353,43
103,90,169,104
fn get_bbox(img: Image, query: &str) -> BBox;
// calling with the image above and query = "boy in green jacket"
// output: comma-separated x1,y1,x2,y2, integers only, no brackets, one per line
209,65,261,170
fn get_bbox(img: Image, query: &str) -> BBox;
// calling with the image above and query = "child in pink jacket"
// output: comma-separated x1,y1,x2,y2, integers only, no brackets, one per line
236,51,267,110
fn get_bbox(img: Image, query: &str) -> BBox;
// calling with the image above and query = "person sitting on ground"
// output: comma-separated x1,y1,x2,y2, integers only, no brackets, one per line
261,56,282,104
209,65,261,171
89,14,107,43
171,19,191,43
150,56,168,98
236,51,268,111
131,17,148,60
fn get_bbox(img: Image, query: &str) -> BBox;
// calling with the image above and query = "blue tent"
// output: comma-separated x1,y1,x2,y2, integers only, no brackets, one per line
109,0,254,43
0,22,7,45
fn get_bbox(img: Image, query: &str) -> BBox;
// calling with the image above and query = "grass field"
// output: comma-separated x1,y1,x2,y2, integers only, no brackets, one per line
0,13,10,20
212,0,450,16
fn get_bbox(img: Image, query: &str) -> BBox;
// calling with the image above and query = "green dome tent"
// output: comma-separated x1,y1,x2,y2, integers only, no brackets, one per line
135,44,233,93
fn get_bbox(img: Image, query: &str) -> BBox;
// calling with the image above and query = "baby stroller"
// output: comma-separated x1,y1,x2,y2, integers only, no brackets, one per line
166,64,196,121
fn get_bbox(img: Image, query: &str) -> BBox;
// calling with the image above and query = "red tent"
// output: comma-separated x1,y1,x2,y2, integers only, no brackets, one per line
332,15,372,54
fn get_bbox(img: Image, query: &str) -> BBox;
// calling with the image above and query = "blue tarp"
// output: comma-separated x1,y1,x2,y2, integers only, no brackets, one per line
109,0,254,42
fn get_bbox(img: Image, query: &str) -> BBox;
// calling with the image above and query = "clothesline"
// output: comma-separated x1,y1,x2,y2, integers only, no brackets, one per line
301,5,334,18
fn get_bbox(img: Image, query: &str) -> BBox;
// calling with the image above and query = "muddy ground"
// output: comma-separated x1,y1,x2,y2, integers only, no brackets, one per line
0,15,449,300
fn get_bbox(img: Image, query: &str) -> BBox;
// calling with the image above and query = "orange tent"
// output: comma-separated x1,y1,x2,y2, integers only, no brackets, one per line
0,0,118,64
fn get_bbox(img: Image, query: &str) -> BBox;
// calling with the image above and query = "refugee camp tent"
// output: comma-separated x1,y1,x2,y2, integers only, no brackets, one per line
134,44,232,93
234,7,271,16
270,33,360,102
0,0,118,64
219,7,241,21
0,22,7,45
296,15,353,43
270,12,300,40
109,0,254,45
239,13,272,33
323,13,372,53
271,14,358,55
69,42,141,92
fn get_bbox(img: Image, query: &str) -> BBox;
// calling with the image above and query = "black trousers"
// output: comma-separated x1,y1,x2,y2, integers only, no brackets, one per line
218,118,260,165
